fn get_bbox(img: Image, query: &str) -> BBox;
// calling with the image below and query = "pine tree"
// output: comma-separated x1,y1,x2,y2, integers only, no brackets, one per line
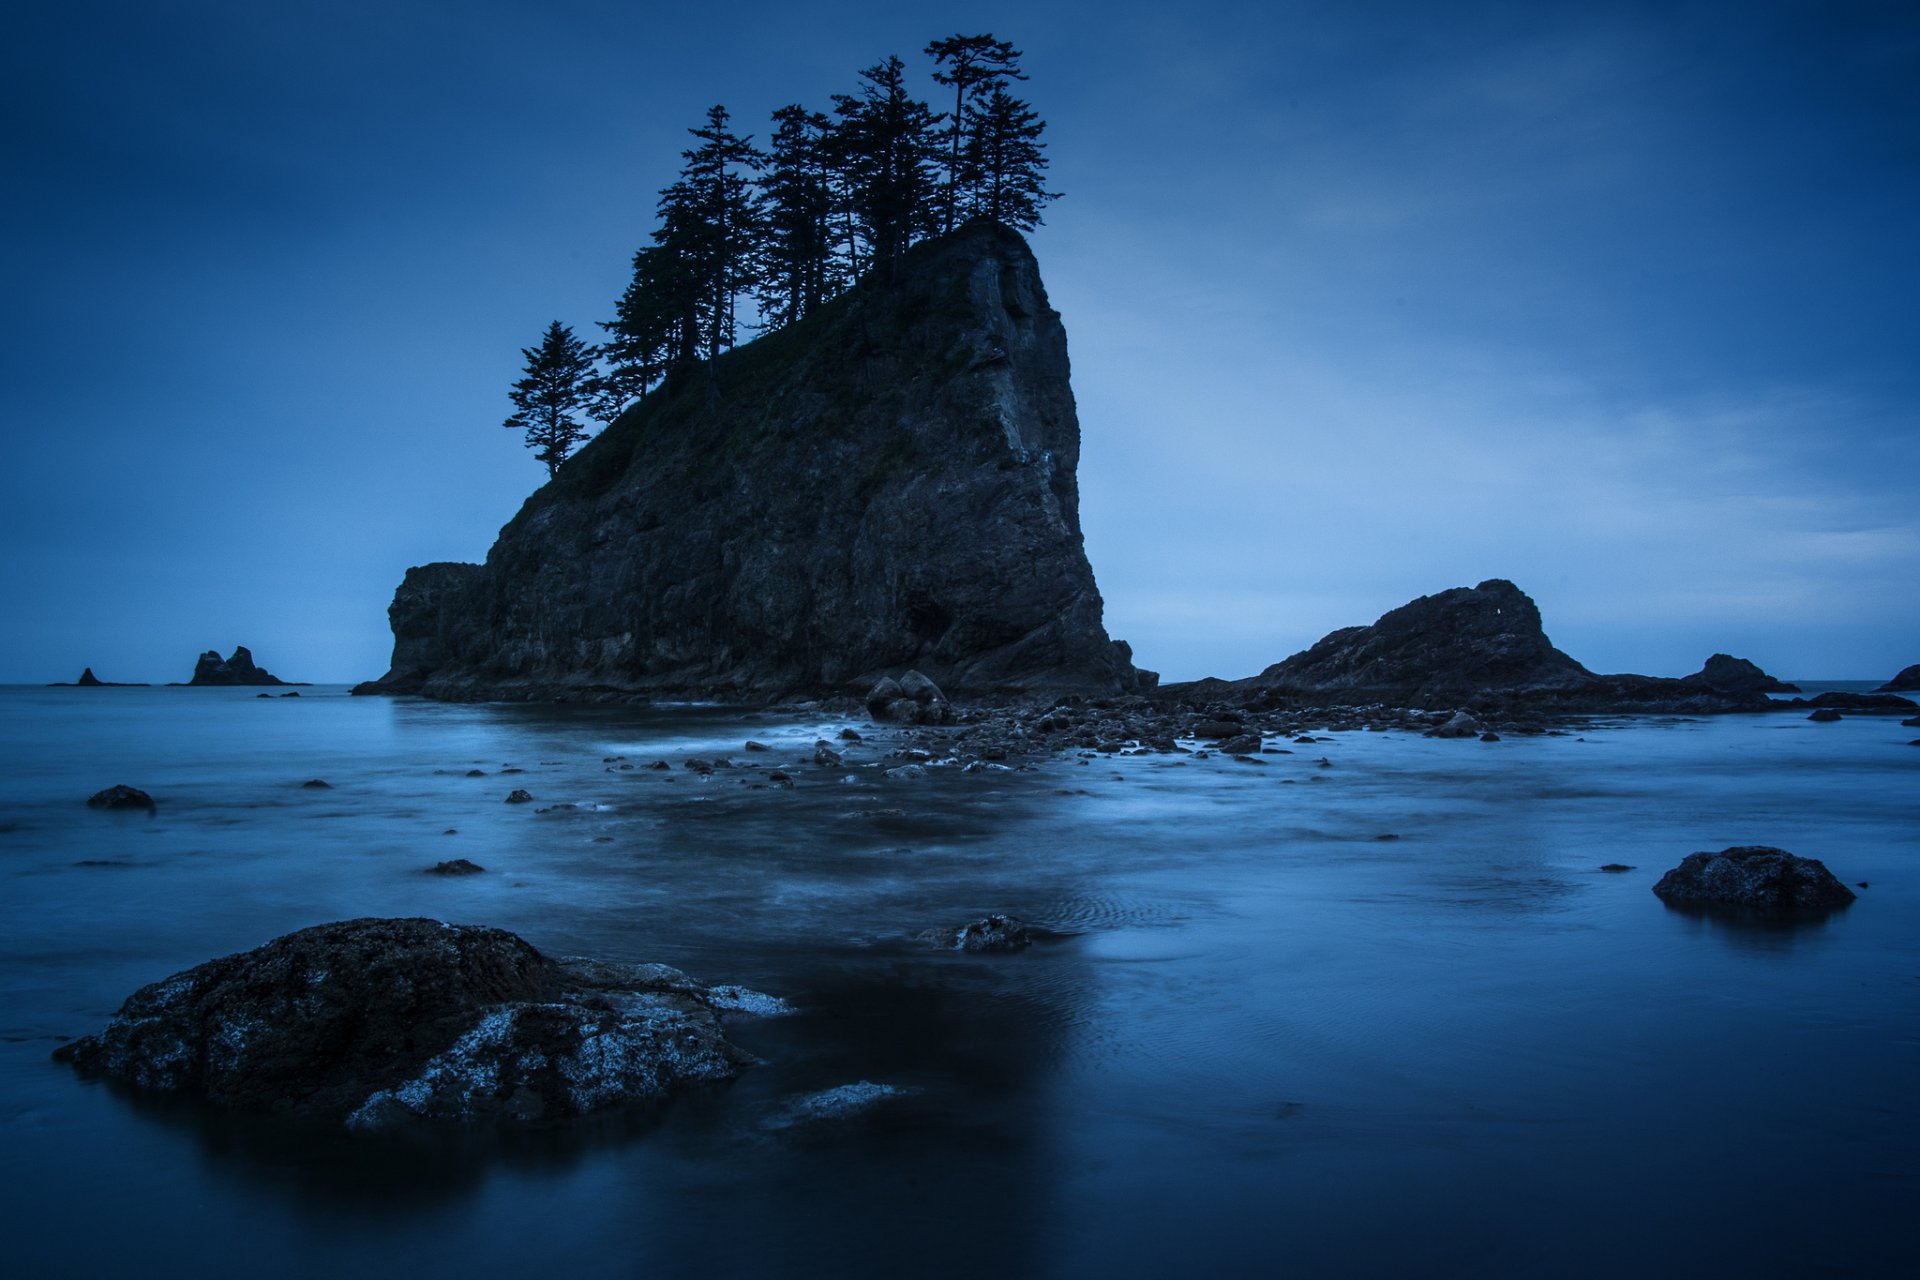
504,321,597,477
756,104,841,328
967,86,1059,231
681,105,765,360
925,34,1025,231
832,56,940,279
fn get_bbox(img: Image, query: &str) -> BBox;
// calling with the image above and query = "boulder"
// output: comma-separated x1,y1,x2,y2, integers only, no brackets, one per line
87,785,155,811
812,741,842,767
1651,846,1855,914
1424,711,1483,739
923,913,1034,953
428,858,485,875
867,669,952,725
52,918,771,1129
1807,709,1842,722
504,789,534,804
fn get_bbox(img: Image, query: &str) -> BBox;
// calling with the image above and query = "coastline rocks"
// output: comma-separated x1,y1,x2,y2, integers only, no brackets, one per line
1681,654,1799,695
1225,579,1770,714
187,646,289,687
1796,691,1917,713
52,918,765,1129
87,785,155,811
50,667,147,687
867,670,952,725
923,914,1034,953
1876,664,1920,693
1808,709,1842,723
1423,711,1484,739
1651,846,1856,914
353,222,1150,703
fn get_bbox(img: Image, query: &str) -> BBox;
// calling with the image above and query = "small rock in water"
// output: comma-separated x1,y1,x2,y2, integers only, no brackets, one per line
1807,709,1842,723
87,785,155,811
1424,711,1483,739
764,1081,908,1129
838,728,863,742
813,741,842,767
1599,863,1635,872
648,760,671,770
301,779,332,789
465,769,487,777
1479,731,1501,742
923,913,1034,953
1651,846,1855,914
744,740,770,753
428,858,485,875
504,789,534,804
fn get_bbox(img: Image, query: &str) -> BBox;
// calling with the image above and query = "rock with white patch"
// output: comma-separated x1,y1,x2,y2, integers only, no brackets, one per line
53,917,780,1130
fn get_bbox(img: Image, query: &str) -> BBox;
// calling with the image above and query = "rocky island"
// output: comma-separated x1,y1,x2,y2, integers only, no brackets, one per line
179,646,297,687
355,221,1147,703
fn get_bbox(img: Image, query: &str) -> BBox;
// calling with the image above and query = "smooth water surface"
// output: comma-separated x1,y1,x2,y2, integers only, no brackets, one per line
2,686,1915,1276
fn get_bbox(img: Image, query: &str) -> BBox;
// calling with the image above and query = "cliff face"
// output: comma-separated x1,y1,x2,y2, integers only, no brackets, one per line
361,221,1146,701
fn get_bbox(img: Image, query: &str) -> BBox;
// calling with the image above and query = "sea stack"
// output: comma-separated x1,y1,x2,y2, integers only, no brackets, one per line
187,646,289,686
355,221,1148,702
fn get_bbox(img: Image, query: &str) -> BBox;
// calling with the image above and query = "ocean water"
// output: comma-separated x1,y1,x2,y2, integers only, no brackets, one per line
1,684,1915,1277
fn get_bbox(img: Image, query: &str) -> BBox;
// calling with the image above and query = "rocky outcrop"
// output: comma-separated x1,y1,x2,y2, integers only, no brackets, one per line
921,913,1035,952
1224,579,1771,713
186,646,289,686
1873,664,1920,693
48,668,147,687
1782,691,1918,714
52,918,778,1130
1681,654,1798,695
355,222,1148,703
1652,846,1855,914
87,784,155,811
867,670,953,724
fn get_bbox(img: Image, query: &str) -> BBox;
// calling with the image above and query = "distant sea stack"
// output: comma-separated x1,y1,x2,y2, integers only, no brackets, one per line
356,222,1148,702
48,667,148,687
184,646,291,686
1220,579,1780,713
1877,664,1920,693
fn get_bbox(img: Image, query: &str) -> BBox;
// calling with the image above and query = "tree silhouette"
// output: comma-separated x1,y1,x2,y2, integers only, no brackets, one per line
504,321,596,477
832,56,940,279
925,34,1026,230
967,85,1059,230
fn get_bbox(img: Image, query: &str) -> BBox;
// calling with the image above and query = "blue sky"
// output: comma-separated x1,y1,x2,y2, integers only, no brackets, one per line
4,0,1915,683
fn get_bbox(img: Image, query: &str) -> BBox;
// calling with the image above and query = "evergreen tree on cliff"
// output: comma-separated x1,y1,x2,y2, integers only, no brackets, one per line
832,57,940,279
967,85,1058,230
504,321,596,477
925,34,1026,231
756,104,841,328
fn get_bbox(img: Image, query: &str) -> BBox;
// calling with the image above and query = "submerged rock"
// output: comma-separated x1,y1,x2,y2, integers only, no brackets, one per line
52,918,773,1129
1808,709,1842,723
428,859,485,875
87,784,155,811
1651,846,1855,914
923,913,1034,953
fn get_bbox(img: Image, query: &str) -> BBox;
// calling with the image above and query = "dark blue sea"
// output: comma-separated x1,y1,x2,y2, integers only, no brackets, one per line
2,684,1915,1277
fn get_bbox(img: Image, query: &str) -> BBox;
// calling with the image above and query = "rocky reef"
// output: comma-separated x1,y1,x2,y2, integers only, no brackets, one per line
1651,846,1856,914
48,667,148,687
1215,579,1779,714
53,918,781,1130
183,646,291,686
356,221,1146,703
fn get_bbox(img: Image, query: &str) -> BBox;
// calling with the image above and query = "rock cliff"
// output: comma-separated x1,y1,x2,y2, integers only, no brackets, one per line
358,221,1146,702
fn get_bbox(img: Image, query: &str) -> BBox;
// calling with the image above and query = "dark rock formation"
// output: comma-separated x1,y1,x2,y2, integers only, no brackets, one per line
923,913,1034,953
52,918,773,1129
87,784,155,811
1785,691,1918,713
1681,654,1799,695
1652,846,1855,914
428,859,485,875
1217,580,1773,714
186,646,289,687
1876,664,1920,693
1808,709,1843,722
49,667,147,687
354,222,1148,703
867,670,953,724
